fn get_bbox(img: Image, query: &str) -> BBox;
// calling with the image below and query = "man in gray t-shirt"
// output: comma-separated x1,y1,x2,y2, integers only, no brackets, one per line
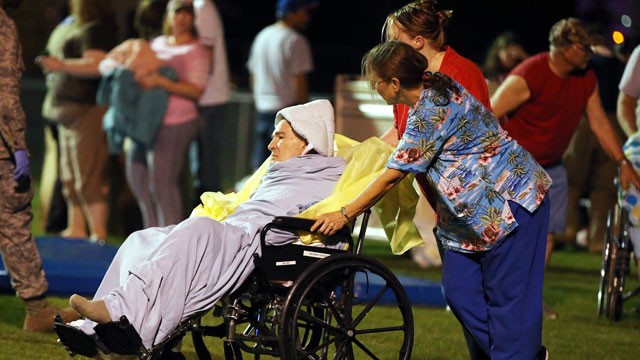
246,0,316,169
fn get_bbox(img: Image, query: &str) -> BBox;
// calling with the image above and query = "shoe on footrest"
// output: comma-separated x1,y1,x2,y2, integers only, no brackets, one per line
54,316,99,358
94,315,144,355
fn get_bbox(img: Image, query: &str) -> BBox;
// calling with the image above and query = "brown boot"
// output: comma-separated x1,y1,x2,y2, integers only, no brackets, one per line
23,297,81,332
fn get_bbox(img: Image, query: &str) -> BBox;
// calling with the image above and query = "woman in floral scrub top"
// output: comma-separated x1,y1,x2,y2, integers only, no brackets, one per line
313,41,552,360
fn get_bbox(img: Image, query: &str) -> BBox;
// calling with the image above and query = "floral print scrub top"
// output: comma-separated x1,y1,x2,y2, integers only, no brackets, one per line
386,81,552,252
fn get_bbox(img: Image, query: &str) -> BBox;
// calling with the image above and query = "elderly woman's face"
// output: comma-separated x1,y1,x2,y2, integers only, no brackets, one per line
268,120,308,162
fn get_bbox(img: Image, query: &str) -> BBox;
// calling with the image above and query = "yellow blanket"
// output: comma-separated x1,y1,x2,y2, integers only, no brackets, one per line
190,135,424,254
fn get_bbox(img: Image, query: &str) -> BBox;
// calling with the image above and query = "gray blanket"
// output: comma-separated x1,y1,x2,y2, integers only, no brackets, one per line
76,154,345,348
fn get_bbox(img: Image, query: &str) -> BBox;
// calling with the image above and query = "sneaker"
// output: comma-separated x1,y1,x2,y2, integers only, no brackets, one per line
542,303,558,320
24,305,81,332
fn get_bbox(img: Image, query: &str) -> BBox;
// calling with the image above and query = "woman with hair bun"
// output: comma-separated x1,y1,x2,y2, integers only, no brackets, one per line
380,0,490,146
313,41,551,360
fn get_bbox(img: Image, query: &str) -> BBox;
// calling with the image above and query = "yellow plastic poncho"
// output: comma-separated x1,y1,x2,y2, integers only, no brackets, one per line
190,135,424,254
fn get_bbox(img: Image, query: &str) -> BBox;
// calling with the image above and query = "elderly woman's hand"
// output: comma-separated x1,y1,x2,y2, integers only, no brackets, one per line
36,55,64,72
311,211,350,235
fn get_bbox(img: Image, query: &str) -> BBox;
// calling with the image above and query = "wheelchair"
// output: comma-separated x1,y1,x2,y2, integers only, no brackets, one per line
597,203,640,321
56,211,414,359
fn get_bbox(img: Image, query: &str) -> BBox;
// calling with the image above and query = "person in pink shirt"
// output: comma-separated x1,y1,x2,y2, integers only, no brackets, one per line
127,0,209,228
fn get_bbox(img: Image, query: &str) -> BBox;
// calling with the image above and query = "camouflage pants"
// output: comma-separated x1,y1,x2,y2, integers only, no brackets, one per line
0,159,48,299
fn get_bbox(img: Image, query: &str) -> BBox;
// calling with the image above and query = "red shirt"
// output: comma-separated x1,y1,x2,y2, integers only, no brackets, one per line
502,52,596,166
393,46,491,136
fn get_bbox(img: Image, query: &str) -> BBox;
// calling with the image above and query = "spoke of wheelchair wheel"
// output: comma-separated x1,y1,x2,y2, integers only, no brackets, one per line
351,283,390,328
316,285,350,330
301,334,340,357
243,324,256,336
346,341,355,359
623,287,640,300
343,269,358,318
298,328,339,359
354,324,407,335
331,336,349,359
297,308,344,334
351,336,381,360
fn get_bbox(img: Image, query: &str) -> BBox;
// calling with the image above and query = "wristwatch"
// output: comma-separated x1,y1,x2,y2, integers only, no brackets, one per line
339,206,350,222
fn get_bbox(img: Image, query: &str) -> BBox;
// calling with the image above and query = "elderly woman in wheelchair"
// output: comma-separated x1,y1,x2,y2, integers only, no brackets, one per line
55,99,416,359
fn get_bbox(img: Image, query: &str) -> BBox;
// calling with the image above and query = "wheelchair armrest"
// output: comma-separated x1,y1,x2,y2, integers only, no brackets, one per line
271,216,351,236
272,216,316,231
260,216,353,250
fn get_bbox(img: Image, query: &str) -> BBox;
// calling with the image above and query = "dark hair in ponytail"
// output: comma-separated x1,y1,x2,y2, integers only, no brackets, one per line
383,0,453,50
362,41,457,105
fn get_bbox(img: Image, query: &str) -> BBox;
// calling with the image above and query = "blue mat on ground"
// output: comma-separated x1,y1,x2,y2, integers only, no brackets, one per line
354,272,446,308
0,236,118,296
0,237,446,307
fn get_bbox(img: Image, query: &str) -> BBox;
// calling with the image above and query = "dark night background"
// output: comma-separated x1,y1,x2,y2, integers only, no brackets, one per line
3,0,639,230
210,0,638,93
7,0,640,94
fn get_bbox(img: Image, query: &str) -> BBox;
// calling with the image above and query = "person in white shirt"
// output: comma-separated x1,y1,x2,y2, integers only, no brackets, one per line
246,0,316,170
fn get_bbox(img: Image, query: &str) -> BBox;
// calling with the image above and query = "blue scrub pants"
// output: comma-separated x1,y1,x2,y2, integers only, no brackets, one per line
442,199,549,359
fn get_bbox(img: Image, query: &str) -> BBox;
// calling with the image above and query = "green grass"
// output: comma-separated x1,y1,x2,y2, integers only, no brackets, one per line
1,241,639,359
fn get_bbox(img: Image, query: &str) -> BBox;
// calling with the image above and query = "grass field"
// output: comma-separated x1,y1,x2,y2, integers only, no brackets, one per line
1,240,639,359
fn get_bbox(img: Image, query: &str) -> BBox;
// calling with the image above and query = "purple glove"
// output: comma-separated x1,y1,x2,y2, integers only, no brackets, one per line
12,149,30,181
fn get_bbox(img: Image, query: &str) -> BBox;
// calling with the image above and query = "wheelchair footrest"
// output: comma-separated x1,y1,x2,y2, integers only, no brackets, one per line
54,316,101,358
94,315,145,355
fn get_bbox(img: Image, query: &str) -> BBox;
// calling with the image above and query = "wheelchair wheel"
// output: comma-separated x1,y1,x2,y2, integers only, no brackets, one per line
599,204,630,321
607,244,630,321
279,253,413,360
598,207,617,317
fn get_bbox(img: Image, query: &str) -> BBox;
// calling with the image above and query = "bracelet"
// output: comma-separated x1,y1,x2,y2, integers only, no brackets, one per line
339,206,350,222
619,158,630,167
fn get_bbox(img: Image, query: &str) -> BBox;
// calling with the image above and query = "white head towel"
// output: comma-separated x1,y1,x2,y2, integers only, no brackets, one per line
274,99,335,156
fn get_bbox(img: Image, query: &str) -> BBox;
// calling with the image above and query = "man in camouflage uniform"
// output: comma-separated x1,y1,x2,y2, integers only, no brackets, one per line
0,0,78,331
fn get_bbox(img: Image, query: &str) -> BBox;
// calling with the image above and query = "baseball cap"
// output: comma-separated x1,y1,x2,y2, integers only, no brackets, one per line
548,18,602,48
167,0,194,13
276,0,319,17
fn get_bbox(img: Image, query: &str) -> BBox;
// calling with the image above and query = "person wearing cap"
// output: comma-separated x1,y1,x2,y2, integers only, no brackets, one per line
246,0,317,171
57,100,345,353
491,18,640,320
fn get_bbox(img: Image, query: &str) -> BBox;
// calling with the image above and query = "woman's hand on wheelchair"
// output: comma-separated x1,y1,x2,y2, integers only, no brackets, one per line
311,211,349,235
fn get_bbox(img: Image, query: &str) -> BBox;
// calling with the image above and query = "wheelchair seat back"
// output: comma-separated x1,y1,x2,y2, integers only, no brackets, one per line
258,243,347,282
